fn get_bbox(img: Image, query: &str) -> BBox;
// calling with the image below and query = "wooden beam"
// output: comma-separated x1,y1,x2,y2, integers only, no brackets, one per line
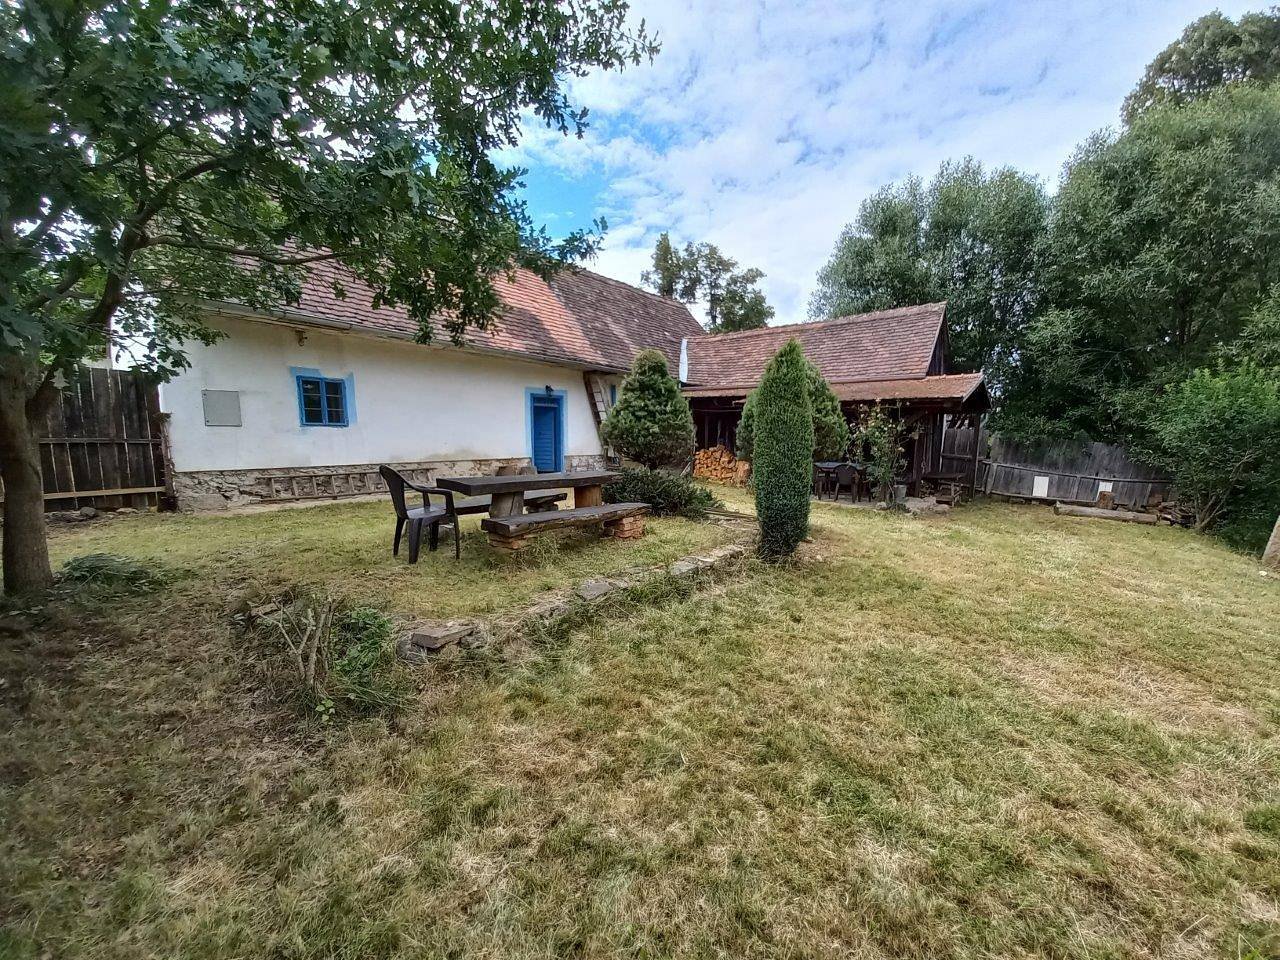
1053,503,1158,524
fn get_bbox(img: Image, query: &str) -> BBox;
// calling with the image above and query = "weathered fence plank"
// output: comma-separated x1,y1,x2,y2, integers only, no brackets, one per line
942,423,1171,509
0,367,167,512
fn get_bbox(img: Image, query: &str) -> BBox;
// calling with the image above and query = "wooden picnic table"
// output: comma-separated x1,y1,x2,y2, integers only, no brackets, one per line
435,469,620,519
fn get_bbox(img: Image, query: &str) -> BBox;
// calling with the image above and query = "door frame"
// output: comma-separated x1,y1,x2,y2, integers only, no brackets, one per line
525,387,566,472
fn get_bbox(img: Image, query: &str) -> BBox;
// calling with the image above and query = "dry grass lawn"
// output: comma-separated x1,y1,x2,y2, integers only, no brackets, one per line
2,490,1279,959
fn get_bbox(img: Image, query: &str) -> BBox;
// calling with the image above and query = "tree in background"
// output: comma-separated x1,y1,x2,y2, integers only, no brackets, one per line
1123,8,1280,122
1000,82,1280,443
1137,365,1280,542
752,341,813,557
735,360,848,462
809,159,1047,398
0,0,654,594
641,236,773,332
1227,285,1280,372
600,350,695,469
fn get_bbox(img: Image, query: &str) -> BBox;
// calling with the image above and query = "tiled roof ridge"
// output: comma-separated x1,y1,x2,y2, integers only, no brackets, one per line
684,302,947,342
561,264,694,310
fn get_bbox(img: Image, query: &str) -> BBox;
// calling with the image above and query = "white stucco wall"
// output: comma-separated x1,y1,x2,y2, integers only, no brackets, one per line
160,315,605,472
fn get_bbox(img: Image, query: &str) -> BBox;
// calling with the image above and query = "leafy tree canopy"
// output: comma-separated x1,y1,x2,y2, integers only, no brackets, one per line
641,235,773,332
999,82,1280,443
1123,8,1280,122
0,0,654,593
809,159,1047,398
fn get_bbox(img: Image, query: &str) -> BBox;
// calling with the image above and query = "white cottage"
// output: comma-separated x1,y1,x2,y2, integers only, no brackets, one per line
161,263,703,509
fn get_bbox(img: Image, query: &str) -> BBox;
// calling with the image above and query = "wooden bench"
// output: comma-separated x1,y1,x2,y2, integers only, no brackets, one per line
451,491,565,516
481,502,650,552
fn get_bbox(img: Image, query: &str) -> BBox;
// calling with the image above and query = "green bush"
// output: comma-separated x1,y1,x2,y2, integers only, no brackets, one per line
809,363,850,460
736,389,757,459
1139,363,1280,546
753,340,814,557
604,467,723,519
600,349,695,468
858,404,906,501
735,360,848,462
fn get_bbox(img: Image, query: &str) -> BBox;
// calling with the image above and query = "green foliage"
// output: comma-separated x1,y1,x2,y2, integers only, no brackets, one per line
640,237,773,331
600,350,695,468
735,362,848,462
736,390,757,460
641,232,682,298
752,341,813,557
55,553,167,598
1002,83,1280,443
329,606,408,717
809,159,1047,397
857,405,906,502
1137,364,1280,545
1123,9,1280,122
1229,284,1280,372
604,467,722,520
268,594,408,722
808,364,850,461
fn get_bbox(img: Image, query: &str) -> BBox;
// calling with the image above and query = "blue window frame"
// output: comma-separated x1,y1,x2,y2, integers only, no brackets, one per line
296,375,349,427
609,383,617,406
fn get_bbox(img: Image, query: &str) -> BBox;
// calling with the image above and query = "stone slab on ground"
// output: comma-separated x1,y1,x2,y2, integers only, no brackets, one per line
396,541,749,662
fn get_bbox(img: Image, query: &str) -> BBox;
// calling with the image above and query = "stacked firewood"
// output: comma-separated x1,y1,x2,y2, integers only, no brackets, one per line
693,445,750,486
1156,500,1196,527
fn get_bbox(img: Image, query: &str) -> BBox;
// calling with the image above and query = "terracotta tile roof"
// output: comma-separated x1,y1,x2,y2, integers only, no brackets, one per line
832,372,986,402
683,371,987,405
285,259,701,373
682,303,947,388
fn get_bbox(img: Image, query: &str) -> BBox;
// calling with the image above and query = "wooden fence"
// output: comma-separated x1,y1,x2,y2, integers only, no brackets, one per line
0,367,169,512
942,424,1171,509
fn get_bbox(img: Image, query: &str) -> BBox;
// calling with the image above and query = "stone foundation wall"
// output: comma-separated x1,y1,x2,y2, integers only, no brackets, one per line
173,453,608,511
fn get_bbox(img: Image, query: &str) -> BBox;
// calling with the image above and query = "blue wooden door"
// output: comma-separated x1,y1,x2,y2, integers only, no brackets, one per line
530,396,562,472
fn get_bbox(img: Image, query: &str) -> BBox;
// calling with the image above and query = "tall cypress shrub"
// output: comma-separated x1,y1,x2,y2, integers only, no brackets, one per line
808,362,851,460
754,340,814,557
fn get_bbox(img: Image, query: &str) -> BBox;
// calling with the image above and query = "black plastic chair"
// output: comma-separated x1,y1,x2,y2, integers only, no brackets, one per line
379,465,461,562
812,464,828,499
831,463,859,503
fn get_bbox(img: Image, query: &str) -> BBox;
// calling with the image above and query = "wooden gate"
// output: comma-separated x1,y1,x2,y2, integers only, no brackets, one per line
0,368,169,511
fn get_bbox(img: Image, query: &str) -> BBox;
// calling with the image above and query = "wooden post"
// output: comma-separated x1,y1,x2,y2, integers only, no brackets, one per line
1264,515,1280,571
575,484,603,508
968,416,982,498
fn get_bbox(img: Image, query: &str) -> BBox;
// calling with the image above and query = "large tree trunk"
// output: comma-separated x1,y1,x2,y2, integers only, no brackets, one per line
0,356,54,595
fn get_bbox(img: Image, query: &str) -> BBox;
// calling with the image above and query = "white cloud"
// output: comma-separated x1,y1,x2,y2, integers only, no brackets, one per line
515,0,1258,324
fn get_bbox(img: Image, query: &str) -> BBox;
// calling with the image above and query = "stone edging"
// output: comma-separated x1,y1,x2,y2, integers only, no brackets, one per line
397,541,749,663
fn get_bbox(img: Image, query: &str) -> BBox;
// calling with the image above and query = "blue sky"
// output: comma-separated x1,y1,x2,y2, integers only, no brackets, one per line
503,0,1258,326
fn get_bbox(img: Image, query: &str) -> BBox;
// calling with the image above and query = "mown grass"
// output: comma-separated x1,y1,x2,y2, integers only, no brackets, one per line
3,491,1279,959
41,497,736,620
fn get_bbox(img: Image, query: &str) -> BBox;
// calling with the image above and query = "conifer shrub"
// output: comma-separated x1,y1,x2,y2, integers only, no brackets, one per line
736,360,848,462
600,350,696,468
753,340,814,557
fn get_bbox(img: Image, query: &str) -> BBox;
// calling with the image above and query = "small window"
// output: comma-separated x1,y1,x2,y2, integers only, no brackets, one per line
609,384,617,406
296,375,348,427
